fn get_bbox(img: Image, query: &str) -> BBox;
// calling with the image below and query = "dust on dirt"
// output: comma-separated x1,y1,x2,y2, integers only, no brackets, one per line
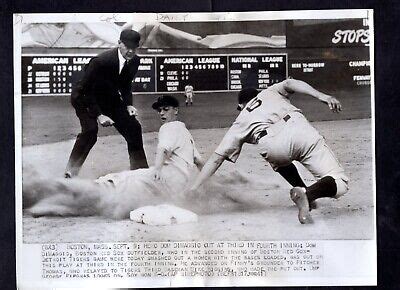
22,119,374,243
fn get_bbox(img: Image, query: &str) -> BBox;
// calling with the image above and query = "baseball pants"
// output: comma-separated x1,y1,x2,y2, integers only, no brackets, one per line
258,112,349,197
65,104,148,176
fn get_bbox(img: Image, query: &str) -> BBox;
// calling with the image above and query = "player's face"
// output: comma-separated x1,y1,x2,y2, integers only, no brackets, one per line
158,106,178,124
118,41,137,61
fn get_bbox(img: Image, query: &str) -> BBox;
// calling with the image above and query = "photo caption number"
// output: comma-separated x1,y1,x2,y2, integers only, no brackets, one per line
246,98,262,112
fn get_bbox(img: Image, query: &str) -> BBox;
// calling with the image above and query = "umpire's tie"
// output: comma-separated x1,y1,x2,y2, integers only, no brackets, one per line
120,60,129,75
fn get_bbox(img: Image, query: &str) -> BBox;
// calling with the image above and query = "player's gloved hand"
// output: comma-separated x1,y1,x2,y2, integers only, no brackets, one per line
97,114,115,127
325,96,342,113
127,105,138,116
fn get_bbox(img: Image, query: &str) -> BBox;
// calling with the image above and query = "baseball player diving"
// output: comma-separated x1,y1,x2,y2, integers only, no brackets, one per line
24,96,205,221
189,78,349,224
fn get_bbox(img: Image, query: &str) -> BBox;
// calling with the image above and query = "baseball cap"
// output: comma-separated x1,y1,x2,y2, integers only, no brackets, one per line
152,95,180,110
120,29,141,49
237,87,259,109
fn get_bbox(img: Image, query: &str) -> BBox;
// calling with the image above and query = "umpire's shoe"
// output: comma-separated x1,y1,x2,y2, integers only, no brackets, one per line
290,187,313,224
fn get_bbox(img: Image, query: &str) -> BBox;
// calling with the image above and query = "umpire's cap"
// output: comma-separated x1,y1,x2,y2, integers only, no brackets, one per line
120,29,141,49
238,87,259,105
152,95,180,110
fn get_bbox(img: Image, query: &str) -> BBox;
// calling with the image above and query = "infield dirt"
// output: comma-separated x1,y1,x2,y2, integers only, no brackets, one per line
22,118,374,243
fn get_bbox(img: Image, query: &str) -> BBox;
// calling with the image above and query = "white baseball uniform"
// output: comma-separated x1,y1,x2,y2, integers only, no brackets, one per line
184,85,194,103
215,81,349,186
96,120,201,197
24,121,202,219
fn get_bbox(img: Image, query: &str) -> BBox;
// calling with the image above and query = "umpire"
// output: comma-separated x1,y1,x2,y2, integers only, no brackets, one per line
64,29,148,178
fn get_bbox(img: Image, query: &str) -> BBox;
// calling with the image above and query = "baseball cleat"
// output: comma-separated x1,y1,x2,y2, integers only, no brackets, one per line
290,187,313,224
309,200,317,211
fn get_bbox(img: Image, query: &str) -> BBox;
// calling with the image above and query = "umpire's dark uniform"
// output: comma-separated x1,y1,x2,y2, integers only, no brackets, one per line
65,30,148,177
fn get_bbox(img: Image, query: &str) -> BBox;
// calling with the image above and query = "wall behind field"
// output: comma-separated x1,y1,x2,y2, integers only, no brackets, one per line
21,18,371,95
21,18,372,145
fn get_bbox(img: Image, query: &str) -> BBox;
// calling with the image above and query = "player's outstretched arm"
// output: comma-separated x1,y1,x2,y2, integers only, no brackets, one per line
194,155,205,171
190,153,225,190
283,79,342,113
153,147,169,181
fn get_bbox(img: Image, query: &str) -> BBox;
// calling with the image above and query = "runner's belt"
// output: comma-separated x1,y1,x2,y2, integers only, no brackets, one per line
257,114,291,141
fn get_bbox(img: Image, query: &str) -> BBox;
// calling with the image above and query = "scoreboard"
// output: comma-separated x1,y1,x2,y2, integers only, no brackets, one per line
156,55,228,92
21,53,288,96
21,55,91,95
228,55,287,90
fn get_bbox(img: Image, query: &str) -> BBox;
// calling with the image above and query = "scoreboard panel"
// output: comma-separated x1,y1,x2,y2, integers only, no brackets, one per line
21,55,91,96
228,54,287,90
132,56,156,92
156,55,228,92
21,53,288,96
21,54,157,96
288,58,371,89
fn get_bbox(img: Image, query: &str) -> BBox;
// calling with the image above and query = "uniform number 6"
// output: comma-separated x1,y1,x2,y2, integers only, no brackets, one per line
246,98,262,112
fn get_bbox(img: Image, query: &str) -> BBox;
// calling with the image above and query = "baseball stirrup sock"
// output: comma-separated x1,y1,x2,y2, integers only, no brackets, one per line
276,163,306,188
306,176,337,202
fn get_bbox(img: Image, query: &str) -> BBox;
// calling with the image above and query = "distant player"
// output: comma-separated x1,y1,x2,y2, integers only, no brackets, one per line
24,95,204,219
184,84,194,106
189,78,349,224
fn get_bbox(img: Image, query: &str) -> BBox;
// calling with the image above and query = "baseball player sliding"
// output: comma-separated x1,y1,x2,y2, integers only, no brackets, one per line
190,78,349,224
24,96,204,221
95,95,204,195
